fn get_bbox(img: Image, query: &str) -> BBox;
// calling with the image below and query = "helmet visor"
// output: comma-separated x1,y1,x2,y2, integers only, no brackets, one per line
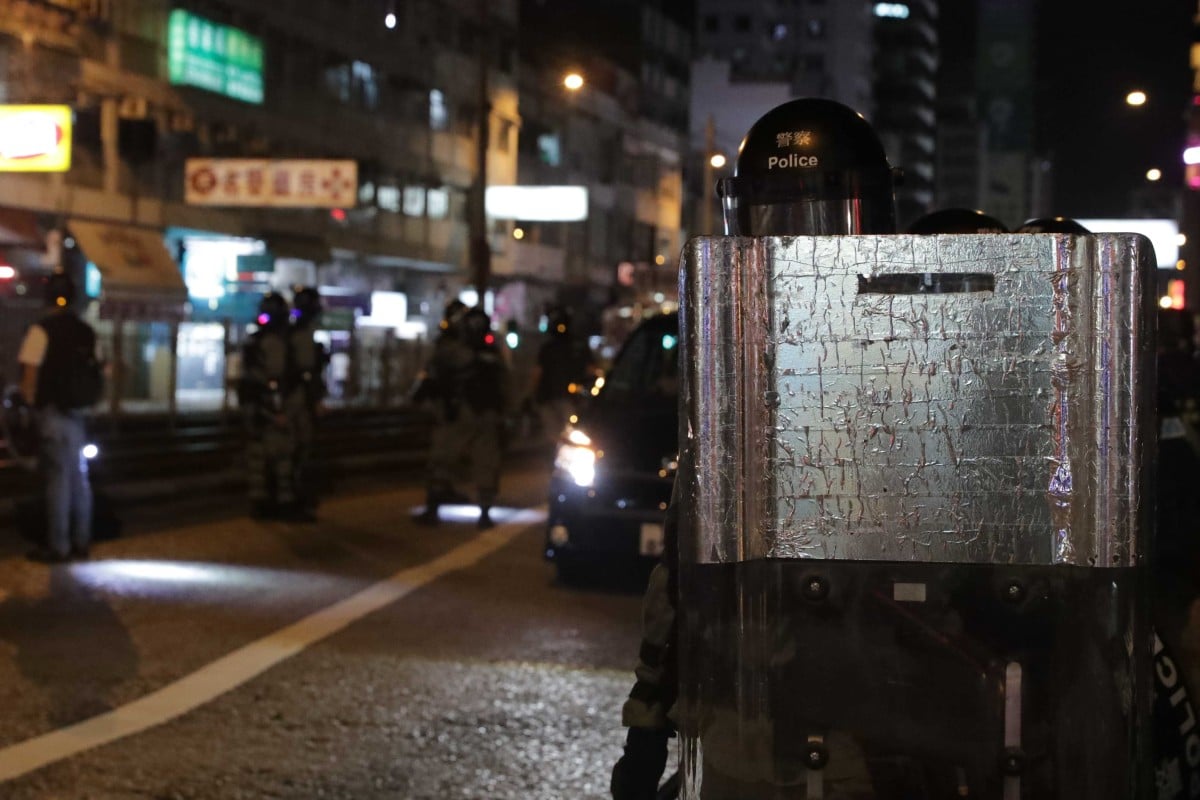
717,170,896,236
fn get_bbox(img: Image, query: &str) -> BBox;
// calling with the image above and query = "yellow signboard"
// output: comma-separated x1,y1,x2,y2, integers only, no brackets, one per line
0,105,72,172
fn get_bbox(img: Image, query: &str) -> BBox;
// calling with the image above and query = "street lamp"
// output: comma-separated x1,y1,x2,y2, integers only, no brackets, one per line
1126,90,1147,107
709,153,727,169
563,73,584,92
1147,167,1163,181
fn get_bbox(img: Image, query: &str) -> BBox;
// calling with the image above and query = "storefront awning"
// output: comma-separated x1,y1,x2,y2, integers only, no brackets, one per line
68,220,188,321
0,207,42,247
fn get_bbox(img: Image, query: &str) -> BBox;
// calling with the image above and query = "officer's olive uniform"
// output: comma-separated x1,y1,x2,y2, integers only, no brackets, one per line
286,323,324,510
425,337,509,507
241,328,294,509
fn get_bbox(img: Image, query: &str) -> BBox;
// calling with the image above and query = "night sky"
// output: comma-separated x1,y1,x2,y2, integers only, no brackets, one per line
938,0,1194,218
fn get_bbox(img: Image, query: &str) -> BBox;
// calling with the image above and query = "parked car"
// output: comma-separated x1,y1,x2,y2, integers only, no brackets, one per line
544,312,679,582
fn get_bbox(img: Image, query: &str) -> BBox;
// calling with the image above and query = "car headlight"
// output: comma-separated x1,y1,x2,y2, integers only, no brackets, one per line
555,426,597,487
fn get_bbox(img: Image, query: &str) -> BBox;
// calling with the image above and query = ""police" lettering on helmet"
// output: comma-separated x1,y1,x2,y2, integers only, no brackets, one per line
767,154,820,169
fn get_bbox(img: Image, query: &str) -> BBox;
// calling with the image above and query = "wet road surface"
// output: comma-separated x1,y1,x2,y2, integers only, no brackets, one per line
0,464,654,798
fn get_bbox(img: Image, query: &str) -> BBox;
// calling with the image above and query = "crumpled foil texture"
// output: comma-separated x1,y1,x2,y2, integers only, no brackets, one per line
680,234,1155,566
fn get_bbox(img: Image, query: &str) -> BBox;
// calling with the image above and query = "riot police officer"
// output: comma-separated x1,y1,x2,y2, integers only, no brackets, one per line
530,306,595,441
612,98,900,800
239,292,296,519
907,207,1009,234
287,286,327,521
416,304,510,529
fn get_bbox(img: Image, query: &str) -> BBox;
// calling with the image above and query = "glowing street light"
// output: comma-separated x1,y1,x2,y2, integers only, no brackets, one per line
1126,90,1147,107
563,73,584,91
1147,167,1163,181
384,12,396,28
709,153,727,169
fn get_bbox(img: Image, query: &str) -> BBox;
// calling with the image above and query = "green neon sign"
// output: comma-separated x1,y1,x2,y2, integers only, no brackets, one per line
168,9,264,105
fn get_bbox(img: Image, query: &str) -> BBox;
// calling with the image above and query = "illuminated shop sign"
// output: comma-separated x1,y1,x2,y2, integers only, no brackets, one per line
0,105,72,172
167,10,264,104
185,159,357,208
485,186,588,221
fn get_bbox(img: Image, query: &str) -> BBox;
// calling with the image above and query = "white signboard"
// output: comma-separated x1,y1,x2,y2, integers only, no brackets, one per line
185,159,357,208
1078,218,1179,269
485,185,588,221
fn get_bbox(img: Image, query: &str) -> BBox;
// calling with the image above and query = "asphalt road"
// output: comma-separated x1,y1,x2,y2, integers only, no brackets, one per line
0,463,654,799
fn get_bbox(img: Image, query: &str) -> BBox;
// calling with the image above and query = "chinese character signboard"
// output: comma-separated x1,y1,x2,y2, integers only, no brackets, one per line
168,10,264,104
0,105,72,172
185,159,358,208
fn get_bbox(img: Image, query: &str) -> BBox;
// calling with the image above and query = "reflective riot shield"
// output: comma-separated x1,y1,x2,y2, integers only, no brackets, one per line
677,233,1156,799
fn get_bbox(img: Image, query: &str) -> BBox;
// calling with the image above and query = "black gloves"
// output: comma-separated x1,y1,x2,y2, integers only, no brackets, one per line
611,727,670,800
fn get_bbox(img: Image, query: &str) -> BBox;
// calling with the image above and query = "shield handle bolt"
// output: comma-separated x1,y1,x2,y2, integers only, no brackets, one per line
1003,581,1026,604
801,575,829,603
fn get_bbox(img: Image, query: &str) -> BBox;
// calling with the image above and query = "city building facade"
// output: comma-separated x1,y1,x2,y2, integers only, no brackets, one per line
0,0,521,413
690,0,938,230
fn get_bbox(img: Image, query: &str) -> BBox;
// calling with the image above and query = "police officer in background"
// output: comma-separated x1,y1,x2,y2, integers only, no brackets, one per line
18,272,100,563
239,292,296,519
529,306,596,442
416,306,510,529
611,98,901,800
287,286,327,522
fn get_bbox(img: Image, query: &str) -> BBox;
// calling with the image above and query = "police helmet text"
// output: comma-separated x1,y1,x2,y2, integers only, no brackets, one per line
767,154,820,169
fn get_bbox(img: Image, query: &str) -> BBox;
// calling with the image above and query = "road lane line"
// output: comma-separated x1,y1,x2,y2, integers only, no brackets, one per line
0,507,546,783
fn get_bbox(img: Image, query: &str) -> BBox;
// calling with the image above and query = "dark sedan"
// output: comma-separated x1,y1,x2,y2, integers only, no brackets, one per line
544,312,679,582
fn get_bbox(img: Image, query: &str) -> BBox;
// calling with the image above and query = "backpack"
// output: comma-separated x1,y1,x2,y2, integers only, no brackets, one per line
64,341,104,409
37,315,104,410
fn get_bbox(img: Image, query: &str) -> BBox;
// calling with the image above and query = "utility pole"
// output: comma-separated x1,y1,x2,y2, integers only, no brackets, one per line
468,0,492,296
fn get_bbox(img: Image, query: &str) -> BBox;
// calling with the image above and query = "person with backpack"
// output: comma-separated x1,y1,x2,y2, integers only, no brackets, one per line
17,271,103,563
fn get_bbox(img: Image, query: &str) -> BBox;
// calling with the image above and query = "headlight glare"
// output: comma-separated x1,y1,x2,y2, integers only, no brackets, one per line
555,443,596,487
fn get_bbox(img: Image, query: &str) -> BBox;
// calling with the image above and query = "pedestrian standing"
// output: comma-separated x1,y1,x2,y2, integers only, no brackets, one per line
416,306,510,529
18,272,103,563
239,292,296,519
287,286,327,522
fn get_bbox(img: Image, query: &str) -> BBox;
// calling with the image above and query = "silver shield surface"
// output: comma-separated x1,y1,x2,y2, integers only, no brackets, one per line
679,234,1156,567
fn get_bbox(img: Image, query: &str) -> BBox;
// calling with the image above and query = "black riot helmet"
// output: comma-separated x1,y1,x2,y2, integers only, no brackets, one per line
291,286,323,325
256,292,290,330
460,307,494,349
43,271,77,309
441,299,468,334
717,98,898,236
908,208,1009,234
1017,217,1092,234
546,305,572,337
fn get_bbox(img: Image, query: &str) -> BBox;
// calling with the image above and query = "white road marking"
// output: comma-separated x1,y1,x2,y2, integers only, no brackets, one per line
0,508,546,783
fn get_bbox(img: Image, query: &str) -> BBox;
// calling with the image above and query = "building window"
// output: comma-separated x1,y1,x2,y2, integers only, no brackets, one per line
377,184,402,212
537,132,561,166
427,187,449,219
734,15,750,32
429,89,449,131
771,22,789,41
403,185,426,216
703,14,718,32
352,61,379,110
803,53,825,72
807,19,826,38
